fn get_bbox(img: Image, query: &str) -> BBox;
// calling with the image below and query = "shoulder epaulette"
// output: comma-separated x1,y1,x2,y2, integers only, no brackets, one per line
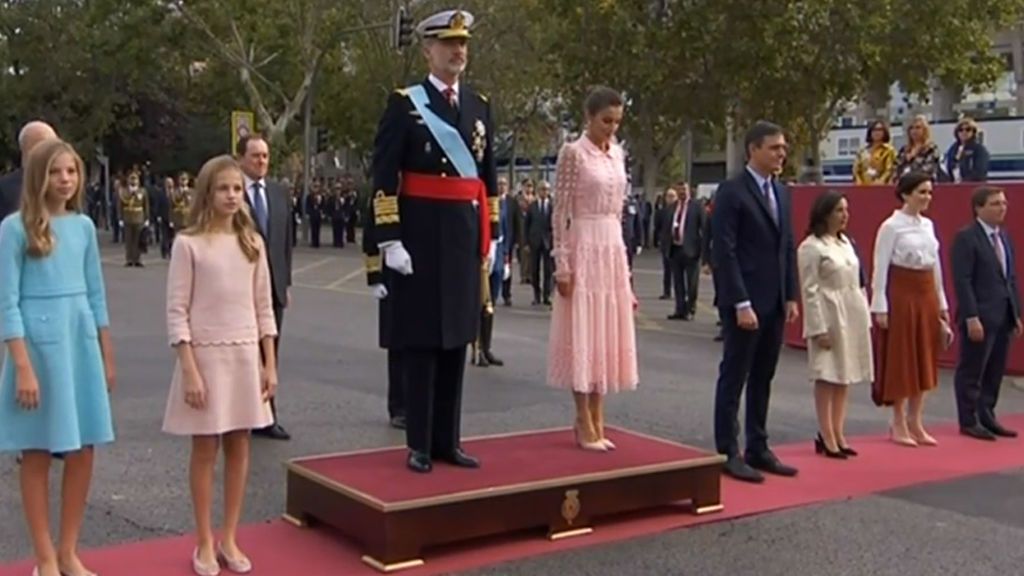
395,87,410,97
478,93,489,103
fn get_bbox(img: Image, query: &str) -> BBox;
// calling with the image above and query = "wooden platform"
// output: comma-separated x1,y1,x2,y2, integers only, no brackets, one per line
283,427,725,573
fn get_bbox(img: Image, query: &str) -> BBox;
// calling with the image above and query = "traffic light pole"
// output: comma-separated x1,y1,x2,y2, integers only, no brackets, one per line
301,65,318,244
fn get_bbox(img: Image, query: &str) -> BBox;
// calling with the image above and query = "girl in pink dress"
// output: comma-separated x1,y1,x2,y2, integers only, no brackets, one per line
548,86,639,452
163,155,278,575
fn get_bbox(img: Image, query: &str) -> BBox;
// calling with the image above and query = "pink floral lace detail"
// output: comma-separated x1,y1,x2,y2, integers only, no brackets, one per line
547,137,639,394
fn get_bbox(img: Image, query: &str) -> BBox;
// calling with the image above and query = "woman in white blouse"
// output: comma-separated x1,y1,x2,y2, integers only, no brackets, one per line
871,171,951,447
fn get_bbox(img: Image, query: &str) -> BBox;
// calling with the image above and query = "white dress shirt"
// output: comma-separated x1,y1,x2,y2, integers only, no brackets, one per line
870,209,948,313
977,218,1007,276
428,74,459,103
243,174,266,210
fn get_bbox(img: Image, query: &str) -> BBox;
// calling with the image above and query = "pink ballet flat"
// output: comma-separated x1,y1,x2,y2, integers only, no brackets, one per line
217,545,252,574
192,548,220,576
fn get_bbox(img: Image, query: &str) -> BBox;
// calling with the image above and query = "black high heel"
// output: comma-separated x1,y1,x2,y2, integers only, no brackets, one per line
838,444,858,457
815,434,847,459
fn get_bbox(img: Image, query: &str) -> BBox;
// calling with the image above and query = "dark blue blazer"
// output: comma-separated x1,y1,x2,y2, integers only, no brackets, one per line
951,222,1021,326
711,169,798,315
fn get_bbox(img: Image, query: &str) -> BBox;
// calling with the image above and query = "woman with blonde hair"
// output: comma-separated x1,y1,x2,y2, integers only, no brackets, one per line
853,119,897,184
895,115,942,180
163,154,278,575
0,139,116,576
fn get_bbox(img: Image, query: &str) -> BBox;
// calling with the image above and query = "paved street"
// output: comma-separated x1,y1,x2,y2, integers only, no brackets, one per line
2,235,1024,575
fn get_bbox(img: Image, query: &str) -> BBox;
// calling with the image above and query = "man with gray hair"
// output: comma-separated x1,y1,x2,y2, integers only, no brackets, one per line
0,121,59,221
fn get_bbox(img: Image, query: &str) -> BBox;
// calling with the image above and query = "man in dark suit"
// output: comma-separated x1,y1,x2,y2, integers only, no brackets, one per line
370,8,499,473
525,180,554,305
237,133,294,441
501,181,521,306
621,190,643,273
655,188,678,300
951,186,1022,441
711,121,800,483
666,182,705,320
0,121,58,222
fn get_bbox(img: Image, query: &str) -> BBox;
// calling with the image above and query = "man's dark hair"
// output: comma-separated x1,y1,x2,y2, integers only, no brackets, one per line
971,185,1004,216
235,133,266,157
745,121,784,156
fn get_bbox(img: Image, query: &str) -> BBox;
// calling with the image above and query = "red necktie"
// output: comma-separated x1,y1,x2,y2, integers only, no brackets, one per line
443,87,457,108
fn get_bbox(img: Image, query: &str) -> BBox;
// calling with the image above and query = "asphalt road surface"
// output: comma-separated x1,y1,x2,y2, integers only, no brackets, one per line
2,236,1023,576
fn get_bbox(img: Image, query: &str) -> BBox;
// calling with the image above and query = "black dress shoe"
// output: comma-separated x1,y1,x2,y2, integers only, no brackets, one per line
253,423,291,440
746,450,798,477
722,456,764,483
389,415,406,430
961,424,996,441
483,351,504,366
436,448,480,468
407,451,432,473
667,313,686,320
981,420,1018,438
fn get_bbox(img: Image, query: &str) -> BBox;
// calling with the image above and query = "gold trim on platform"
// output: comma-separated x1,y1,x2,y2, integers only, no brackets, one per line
693,504,725,515
281,513,307,527
286,427,724,513
361,555,424,573
548,527,593,541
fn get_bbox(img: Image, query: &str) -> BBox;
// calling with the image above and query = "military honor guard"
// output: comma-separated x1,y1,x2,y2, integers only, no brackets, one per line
168,171,193,248
371,9,499,473
119,171,150,267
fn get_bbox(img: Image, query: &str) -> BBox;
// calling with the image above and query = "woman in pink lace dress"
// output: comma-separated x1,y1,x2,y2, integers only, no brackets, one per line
548,86,639,452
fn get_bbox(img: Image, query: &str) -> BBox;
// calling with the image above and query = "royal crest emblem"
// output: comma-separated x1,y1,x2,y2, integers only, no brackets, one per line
561,489,581,525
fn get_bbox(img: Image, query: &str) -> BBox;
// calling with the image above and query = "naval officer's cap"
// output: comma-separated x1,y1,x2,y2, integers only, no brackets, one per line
416,9,474,40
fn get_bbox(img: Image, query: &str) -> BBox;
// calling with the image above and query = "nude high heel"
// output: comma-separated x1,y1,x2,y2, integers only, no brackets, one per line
192,548,220,576
574,422,608,452
217,544,252,574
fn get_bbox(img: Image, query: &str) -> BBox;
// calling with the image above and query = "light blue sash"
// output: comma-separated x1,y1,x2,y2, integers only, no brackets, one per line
406,85,478,179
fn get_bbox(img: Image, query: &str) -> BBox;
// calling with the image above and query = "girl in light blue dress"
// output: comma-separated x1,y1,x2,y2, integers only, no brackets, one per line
0,139,116,576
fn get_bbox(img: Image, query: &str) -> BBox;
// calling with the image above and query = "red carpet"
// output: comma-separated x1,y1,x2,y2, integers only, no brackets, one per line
4,416,1024,576
293,427,708,504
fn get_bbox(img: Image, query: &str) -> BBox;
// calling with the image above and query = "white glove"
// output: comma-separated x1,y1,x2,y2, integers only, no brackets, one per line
636,246,643,256
144,220,150,228
486,241,497,272
503,263,511,281
370,283,388,300
382,242,413,275
118,220,124,227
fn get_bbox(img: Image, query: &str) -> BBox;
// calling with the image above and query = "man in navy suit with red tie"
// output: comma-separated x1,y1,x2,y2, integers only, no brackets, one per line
711,121,800,483
951,186,1022,441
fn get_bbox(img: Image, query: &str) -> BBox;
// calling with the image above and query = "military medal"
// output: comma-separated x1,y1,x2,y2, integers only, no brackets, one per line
425,142,432,154
472,119,486,162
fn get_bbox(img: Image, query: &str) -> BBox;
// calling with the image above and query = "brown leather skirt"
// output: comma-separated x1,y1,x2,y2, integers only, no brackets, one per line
872,266,941,405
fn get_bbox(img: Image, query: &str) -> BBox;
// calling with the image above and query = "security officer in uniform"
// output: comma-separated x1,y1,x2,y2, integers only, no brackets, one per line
168,171,193,248
119,172,149,267
364,203,406,430
371,9,499,473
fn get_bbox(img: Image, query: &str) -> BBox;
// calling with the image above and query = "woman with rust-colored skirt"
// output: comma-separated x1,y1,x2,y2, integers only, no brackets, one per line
870,172,952,448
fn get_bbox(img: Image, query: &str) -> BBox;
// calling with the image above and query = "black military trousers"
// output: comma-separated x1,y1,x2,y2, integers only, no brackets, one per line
387,349,405,419
403,346,467,456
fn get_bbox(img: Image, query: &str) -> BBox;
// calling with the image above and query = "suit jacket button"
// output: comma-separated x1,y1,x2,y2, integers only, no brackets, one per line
441,158,448,164
441,172,447,177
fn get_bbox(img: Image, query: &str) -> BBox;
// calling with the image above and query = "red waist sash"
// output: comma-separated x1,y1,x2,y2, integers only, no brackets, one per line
401,172,490,257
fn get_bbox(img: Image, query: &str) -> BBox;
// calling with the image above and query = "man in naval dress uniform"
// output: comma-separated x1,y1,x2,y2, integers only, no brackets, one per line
371,9,499,473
